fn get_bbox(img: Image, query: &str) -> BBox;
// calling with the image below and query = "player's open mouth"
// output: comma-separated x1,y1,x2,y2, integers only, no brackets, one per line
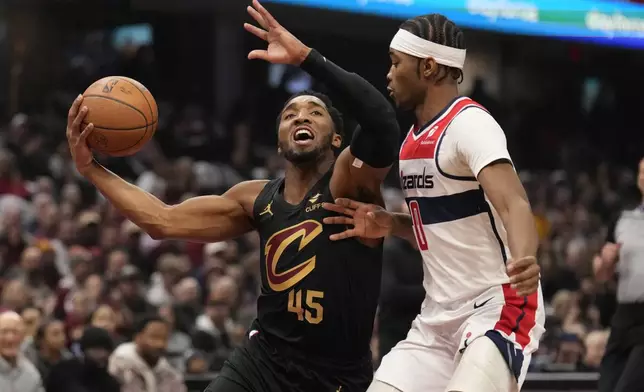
292,127,315,146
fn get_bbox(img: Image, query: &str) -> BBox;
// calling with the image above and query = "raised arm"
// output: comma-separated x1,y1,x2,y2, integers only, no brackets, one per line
244,0,399,201
66,94,265,242
298,49,399,199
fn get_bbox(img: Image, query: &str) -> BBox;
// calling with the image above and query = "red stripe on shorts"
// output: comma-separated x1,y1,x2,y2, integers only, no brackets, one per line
494,283,538,348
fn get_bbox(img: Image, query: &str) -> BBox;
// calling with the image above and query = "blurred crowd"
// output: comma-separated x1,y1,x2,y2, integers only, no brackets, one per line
0,25,641,392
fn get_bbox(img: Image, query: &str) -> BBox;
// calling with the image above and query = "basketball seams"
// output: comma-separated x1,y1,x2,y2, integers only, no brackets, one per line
119,78,157,124
83,94,148,125
119,78,158,153
83,121,158,132
82,94,150,153
83,76,158,156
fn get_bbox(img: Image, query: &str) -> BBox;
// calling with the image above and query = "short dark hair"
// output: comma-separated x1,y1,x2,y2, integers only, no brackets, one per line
276,90,345,139
35,319,61,348
400,14,465,83
134,315,168,335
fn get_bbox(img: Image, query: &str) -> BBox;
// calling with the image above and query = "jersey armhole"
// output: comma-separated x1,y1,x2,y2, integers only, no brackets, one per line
434,109,478,182
251,178,282,222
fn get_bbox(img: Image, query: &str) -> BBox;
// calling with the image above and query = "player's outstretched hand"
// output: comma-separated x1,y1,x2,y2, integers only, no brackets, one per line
322,198,393,241
244,0,311,65
66,94,95,175
506,256,540,297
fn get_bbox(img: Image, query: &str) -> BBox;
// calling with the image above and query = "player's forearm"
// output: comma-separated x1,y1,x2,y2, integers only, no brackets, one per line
82,161,170,237
390,212,417,244
500,198,539,261
300,49,398,144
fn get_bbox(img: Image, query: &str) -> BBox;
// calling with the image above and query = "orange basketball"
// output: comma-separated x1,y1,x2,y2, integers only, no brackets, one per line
81,76,158,157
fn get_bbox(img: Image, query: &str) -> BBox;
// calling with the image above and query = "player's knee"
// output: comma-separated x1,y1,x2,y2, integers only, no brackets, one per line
445,337,517,392
367,380,404,392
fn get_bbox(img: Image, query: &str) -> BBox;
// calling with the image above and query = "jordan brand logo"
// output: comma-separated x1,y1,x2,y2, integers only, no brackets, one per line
260,201,274,217
308,193,322,204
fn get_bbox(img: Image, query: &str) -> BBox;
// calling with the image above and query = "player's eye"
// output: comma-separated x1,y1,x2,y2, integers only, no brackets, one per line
284,113,295,120
311,110,322,116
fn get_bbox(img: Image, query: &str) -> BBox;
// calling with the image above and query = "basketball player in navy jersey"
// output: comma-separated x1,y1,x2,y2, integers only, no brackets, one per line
66,1,398,391
323,14,543,392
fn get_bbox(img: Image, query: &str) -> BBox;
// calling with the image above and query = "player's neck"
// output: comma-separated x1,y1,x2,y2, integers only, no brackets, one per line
283,155,334,204
415,84,459,126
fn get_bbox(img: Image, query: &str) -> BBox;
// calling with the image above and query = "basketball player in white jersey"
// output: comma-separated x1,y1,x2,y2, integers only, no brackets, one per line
323,14,544,392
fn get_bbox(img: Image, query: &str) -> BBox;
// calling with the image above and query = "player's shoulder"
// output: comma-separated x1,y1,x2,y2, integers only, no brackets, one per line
448,101,504,138
228,179,270,196
224,180,271,212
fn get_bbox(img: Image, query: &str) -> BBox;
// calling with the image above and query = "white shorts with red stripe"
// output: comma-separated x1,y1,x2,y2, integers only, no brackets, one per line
374,284,545,392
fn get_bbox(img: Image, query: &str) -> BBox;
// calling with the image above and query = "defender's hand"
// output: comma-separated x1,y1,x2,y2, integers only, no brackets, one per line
244,0,311,65
322,198,393,241
507,256,540,297
66,95,95,175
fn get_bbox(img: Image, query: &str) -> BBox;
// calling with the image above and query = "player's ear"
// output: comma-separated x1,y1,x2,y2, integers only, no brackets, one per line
422,58,438,80
332,133,342,148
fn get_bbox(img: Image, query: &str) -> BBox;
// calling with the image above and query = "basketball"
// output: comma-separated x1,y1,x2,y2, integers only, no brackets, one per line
81,76,158,157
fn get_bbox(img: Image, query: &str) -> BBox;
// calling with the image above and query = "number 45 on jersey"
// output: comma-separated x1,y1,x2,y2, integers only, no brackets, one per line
288,289,324,324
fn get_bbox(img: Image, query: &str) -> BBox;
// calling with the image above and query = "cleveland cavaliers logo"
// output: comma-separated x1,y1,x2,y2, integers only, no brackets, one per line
264,220,322,292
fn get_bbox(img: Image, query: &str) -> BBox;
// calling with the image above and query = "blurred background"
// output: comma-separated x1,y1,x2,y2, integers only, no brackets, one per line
0,0,643,391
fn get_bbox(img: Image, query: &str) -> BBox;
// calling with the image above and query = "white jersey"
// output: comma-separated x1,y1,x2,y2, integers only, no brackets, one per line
376,97,545,392
399,97,513,304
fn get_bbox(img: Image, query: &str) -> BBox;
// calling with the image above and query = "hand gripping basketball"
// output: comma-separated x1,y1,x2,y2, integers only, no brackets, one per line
243,0,311,65
66,95,95,175
322,198,393,241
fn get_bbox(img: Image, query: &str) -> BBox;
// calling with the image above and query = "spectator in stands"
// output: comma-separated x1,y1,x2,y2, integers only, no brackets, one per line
7,247,52,309
147,253,189,307
89,305,119,340
196,276,239,354
172,277,201,334
580,330,609,371
21,308,42,338
185,350,209,375
1,279,28,312
32,319,71,382
109,315,186,392
117,265,153,319
158,304,191,372
46,326,120,392
0,311,43,392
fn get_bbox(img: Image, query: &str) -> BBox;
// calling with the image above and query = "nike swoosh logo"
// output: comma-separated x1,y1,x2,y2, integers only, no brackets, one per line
474,297,493,309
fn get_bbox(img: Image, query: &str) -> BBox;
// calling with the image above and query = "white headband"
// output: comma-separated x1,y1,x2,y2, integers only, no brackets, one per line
390,29,466,69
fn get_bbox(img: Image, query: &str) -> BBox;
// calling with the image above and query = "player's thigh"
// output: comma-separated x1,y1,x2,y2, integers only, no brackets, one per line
447,335,520,392
374,319,454,392
456,298,545,388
